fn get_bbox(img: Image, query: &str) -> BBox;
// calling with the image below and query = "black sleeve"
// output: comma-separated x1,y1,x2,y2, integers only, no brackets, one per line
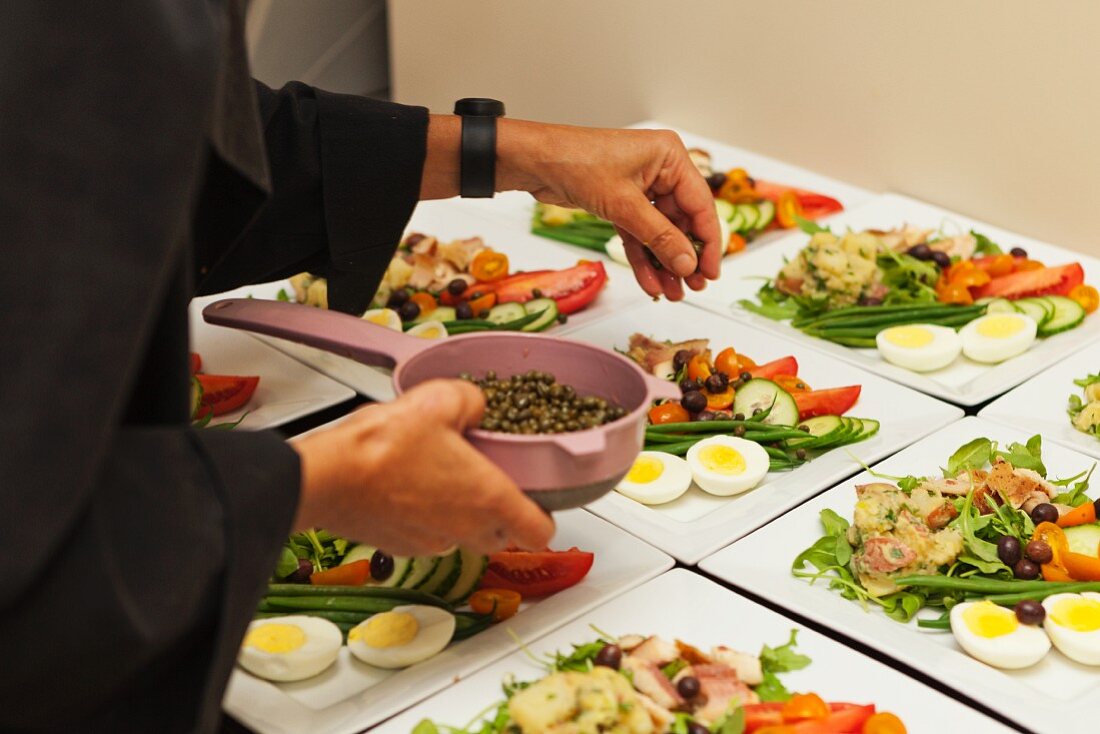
195,82,430,314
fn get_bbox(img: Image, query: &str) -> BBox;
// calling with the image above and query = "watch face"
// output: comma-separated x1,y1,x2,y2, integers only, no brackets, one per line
454,98,505,117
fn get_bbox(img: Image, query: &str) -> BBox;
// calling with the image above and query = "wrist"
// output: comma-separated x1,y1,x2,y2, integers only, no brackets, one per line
495,118,552,194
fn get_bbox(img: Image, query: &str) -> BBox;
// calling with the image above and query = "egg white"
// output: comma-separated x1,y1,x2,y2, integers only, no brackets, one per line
604,235,629,266
362,308,403,331
959,313,1036,364
949,601,1050,669
686,435,770,496
1042,592,1100,666
615,451,693,505
875,324,961,372
407,321,449,339
238,615,343,682
347,605,455,670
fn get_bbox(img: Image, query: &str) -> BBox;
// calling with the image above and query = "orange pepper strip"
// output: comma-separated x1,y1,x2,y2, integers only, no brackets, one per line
1063,552,1100,582
468,588,521,622
470,249,510,282
1057,501,1097,528
310,560,371,586
782,693,830,722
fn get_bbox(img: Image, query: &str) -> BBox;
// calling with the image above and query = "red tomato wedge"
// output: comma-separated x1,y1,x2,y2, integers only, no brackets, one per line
195,374,260,418
190,352,202,376
479,548,594,597
747,355,798,380
468,261,608,315
743,703,876,733
752,180,844,220
310,560,370,586
793,386,861,419
974,262,1084,300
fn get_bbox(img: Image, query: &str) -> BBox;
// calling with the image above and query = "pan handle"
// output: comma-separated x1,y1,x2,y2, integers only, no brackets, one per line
202,298,431,368
642,373,683,402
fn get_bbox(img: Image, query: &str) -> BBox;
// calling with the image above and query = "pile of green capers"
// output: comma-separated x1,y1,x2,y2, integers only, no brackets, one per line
462,370,627,434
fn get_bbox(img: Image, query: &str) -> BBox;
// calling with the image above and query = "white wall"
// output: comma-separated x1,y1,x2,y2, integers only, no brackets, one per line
390,0,1100,256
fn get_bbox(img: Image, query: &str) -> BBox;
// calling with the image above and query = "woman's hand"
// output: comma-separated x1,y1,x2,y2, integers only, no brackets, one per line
420,116,721,301
290,379,555,556
498,121,722,301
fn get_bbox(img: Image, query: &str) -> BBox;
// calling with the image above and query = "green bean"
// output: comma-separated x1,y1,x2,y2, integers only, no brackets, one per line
452,612,494,641
531,227,610,251
743,429,813,442
645,419,770,434
254,608,372,624
266,584,451,607
793,303,983,328
820,336,878,348
643,441,696,456
893,575,1064,594
917,618,951,630
262,596,412,614
644,431,702,444
981,582,1100,606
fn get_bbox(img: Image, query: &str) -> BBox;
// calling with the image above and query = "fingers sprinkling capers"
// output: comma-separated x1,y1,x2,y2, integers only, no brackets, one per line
466,371,625,434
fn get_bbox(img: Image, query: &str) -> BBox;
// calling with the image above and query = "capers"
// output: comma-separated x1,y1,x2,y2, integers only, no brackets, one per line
467,371,625,434
705,373,729,393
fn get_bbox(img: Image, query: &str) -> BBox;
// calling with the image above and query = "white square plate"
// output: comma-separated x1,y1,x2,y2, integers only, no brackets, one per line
701,416,1100,734
980,340,1100,461
565,300,962,563
189,295,354,429
686,193,1100,406
378,569,1013,734
222,510,673,734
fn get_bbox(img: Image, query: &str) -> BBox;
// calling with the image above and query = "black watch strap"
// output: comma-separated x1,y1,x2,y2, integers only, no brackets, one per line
454,98,505,198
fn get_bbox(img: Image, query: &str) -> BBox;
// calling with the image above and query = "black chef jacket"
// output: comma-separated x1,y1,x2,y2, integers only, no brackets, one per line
0,1,427,731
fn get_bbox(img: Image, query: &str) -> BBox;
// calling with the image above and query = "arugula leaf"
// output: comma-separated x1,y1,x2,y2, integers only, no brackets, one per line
956,490,1010,570
1052,464,1096,506
276,288,291,302
819,508,851,537
971,230,1003,256
794,214,831,235
274,546,300,580
759,630,812,675
714,704,746,734
993,439,1046,477
412,722,440,734
662,658,687,680
1074,372,1100,389
880,590,927,622
946,437,992,476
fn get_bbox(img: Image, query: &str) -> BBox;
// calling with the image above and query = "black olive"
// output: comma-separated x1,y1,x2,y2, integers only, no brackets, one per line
705,373,729,393
1025,540,1053,565
1030,503,1058,525
1014,599,1046,625
931,251,951,269
706,172,727,191
386,289,410,307
687,723,710,734
447,278,468,296
676,675,700,699
1010,246,1028,258
398,301,420,322
1014,558,1041,580
680,378,701,394
997,536,1022,567
285,558,313,584
532,288,543,298
455,301,474,320
404,232,426,247
740,371,752,382
594,644,622,670
681,390,707,413
908,243,933,261
673,349,694,371
370,550,395,581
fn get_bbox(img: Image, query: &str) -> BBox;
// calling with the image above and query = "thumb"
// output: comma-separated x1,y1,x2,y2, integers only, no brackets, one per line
608,189,697,277
402,379,486,431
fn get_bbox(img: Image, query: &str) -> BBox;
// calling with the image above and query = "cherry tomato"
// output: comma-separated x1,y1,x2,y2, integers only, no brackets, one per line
863,712,908,734
776,190,804,229
937,283,974,305
775,374,812,393
1064,552,1100,581
782,693,830,722
648,402,690,425
310,560,370,586
727,232,747,254
194,374,260,419
950,269,991,289
470,249,510,282
409,291,437,315
1015,259,1046,271
687,352,713,382
714,347,741,378
716,168,758,204
988,254,1017,278
705,386,735,411
468,588,521,622
466,291,497,317
1069,284,1100,314
947,260,976,281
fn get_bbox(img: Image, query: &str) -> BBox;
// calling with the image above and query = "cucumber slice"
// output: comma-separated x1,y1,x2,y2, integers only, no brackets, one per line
340,545,413,588
754,200,775,230
443,549,488,604
727,208,746,232
732,378,800,426
1038,295,1086,336
1013,298,1052,327
487,303,528,325
855,418,881,440
419,550,461,597
424,306,457,323
984,298,1017,315
400,555,442,590
786,415,843,447
715,198,736,222
735,204,759,232
1064,524,1100,558
521,298,560,332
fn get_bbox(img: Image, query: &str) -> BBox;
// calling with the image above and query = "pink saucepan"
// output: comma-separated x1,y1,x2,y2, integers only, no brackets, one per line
203,298,680,510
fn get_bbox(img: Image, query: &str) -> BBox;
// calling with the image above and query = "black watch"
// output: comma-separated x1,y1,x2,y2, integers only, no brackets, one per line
454,98,505,198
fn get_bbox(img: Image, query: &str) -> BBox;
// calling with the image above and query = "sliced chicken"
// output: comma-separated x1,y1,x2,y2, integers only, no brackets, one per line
691,664,759,725
621,657,684,711
629,636,680,667
626,334,709,376
618,634,646,652
709,647,763,685
635,692,675,730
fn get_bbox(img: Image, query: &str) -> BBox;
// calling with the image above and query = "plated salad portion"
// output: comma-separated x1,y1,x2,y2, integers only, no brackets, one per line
531,147,844,262
188,351,258,427
238,530,593,684
743,223,1097,372
288,231,608,337
618,334,876,505
1069,372,1100,439
793,432,1100,671
412,628,906,734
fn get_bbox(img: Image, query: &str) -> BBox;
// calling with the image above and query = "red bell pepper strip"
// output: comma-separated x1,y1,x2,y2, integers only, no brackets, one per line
792,386,861,419
753,180,844,221
747,355,798,380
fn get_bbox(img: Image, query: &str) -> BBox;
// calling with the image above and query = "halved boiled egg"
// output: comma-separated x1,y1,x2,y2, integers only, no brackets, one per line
238,615,343,682
686,435,769,496
950,601,1049,669
875,324,961,372
959,313,1036,364
362,308,403,331
1043,592,1100,665
604,235,629,266
406,321,449,339
615,451,692,505
347,605,455,669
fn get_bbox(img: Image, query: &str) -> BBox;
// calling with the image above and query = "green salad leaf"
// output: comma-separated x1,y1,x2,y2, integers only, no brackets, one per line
794,215,831,235
970,230,1003,256
945,437,992,476
755,630,812,702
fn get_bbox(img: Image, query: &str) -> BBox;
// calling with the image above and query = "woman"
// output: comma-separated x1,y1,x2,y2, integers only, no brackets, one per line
0,1,719,731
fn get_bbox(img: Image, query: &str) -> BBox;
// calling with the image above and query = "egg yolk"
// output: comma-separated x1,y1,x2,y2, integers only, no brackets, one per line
883,326,934,348
350,611,419,648
1049,597,1100,632
626,455,665,484
976,315,1025,338
699,445,746,475
244,623,306,654
962,601,1018,638
367,313,393,326
414,326,443,339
